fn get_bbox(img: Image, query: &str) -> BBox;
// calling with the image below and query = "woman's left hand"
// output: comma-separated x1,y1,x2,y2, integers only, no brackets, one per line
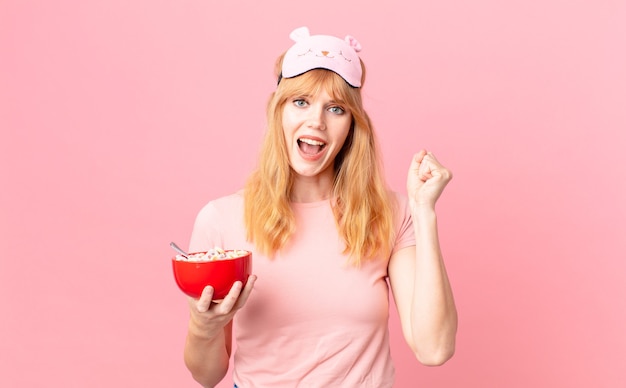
407,149,453,209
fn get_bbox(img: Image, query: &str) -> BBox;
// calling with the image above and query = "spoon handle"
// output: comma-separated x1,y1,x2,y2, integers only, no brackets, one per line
170,242,189,258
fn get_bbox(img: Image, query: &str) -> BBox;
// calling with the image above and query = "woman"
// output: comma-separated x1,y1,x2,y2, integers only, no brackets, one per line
182,27,457,388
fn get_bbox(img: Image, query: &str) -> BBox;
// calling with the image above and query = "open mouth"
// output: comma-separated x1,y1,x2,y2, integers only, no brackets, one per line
297,138,326,155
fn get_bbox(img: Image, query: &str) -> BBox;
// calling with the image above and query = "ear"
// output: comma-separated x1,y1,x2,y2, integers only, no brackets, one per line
345,35,362,52
289,26,311,42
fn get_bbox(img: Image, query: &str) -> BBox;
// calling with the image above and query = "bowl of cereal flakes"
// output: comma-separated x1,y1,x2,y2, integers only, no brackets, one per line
172,247,252,300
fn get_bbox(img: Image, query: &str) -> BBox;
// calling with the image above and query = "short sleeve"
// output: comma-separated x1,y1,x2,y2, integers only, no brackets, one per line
391,192,415,255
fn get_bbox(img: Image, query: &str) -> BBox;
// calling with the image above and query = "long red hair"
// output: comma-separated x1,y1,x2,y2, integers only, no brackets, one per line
243,55,394,265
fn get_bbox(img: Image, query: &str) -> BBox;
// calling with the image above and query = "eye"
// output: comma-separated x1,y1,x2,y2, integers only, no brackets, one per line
293,99,308,107
328,106,345,115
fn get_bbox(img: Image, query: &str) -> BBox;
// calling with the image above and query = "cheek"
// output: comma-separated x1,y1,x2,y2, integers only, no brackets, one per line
336,118,353,142
281,108,298,133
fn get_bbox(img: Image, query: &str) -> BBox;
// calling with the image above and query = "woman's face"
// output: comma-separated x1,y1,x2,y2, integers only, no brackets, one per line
281,88,352,180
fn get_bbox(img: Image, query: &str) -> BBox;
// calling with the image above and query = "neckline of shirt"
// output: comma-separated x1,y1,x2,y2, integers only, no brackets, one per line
290,198,331,209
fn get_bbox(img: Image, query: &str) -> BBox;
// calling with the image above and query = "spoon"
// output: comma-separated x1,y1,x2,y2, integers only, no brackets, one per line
170,241,189,259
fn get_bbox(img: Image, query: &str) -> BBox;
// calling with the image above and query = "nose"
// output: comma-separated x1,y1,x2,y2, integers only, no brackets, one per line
306,106,326,130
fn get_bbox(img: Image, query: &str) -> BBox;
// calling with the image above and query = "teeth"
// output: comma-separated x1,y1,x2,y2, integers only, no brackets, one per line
299,138,325,146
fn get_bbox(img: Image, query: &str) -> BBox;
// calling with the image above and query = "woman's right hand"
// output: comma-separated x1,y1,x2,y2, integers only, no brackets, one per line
187,275,257,339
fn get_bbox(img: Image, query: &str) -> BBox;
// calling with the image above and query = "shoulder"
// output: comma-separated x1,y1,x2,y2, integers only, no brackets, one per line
197,190,244,214
387,190,410,214
194,190,245,224
189,190,247,252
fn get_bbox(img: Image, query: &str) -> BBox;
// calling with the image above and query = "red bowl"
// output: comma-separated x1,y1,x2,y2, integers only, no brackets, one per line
172,250,252,300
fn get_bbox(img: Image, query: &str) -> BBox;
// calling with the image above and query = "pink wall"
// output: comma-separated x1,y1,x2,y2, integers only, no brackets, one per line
2,1,625,387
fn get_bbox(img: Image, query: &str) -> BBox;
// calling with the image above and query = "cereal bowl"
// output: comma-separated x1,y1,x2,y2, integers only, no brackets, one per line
172,249,252,300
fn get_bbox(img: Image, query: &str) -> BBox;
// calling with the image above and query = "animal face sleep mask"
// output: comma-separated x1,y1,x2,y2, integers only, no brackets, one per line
280,26,363,88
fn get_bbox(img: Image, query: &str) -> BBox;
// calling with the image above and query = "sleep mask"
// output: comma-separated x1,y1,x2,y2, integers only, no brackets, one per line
280,26,363,88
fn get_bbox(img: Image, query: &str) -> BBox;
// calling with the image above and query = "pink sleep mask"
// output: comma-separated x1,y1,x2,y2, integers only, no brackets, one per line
281,26,363,88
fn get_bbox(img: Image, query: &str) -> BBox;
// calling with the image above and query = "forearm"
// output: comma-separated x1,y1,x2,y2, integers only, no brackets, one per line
411,206,458,365
183,323,230,387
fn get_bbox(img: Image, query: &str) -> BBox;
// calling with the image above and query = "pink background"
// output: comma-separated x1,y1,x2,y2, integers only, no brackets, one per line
2,1,625,387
